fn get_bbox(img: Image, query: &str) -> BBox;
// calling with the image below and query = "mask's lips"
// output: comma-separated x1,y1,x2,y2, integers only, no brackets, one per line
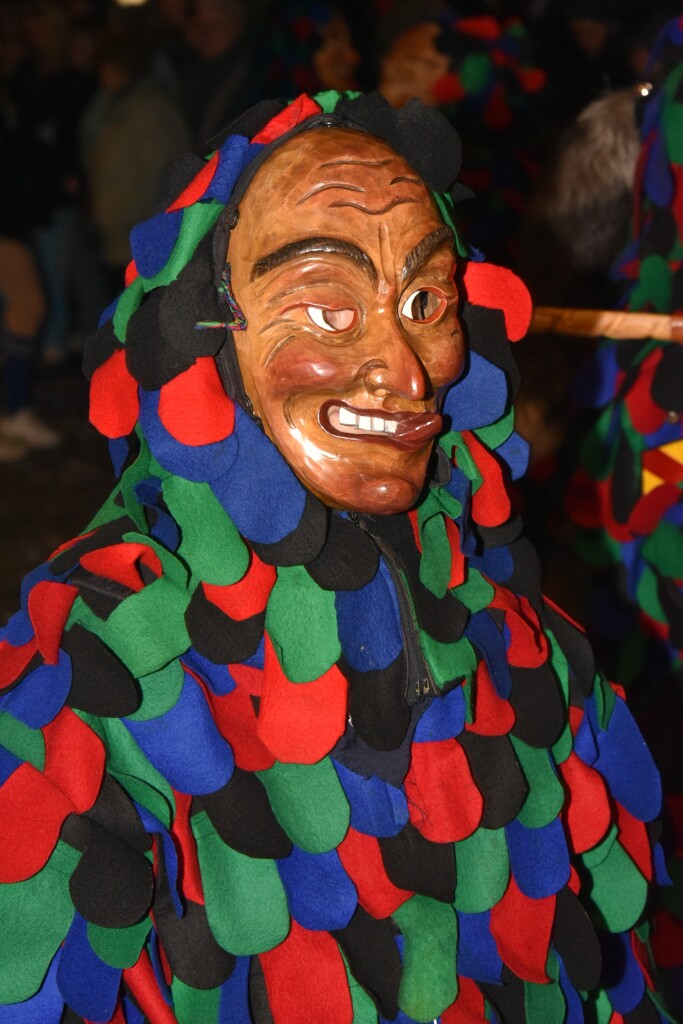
320,400,442,452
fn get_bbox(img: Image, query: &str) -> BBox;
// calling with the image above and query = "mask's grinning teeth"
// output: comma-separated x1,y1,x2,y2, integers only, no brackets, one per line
338,406,399,434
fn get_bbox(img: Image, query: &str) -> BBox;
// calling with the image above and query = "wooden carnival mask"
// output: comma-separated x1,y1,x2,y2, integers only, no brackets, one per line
227,127,465,514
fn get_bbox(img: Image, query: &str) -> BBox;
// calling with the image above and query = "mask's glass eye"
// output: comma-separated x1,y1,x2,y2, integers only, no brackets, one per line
400,289,444,323
307,306,356,332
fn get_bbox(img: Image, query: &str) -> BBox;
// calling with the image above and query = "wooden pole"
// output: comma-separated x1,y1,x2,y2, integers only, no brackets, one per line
527,306,683,342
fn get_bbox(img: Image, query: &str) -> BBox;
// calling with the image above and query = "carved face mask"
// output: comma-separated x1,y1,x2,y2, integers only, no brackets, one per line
227,127,465,515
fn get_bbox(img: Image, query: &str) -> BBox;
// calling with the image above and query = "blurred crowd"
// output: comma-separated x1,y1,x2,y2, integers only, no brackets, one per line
0,0,679,465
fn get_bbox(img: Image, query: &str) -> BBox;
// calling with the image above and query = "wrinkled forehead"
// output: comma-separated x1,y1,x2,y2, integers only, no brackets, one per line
229,127,438,256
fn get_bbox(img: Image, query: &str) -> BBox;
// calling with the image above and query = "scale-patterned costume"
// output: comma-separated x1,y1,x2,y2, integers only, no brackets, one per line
0,92,669,1024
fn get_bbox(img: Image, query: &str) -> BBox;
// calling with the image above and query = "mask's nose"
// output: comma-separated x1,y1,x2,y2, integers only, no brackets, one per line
361,325,431,402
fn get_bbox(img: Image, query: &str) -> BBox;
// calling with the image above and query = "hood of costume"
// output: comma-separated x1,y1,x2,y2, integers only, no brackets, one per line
0,91,668,1024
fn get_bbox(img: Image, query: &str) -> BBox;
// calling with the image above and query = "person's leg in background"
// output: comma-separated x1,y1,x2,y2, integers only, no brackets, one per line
0,236,60,458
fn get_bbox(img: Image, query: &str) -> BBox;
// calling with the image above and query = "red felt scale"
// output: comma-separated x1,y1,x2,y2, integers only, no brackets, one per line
337,828,413,918
259,920,354,1024
256,636,348,763
405,739,483,842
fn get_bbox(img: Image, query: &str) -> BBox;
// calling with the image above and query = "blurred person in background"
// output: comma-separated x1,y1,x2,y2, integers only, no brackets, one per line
80,29,191,299
253,1,361,100
0,81,56,458
378,8,547,265
7,0,96,369
176,0,252,155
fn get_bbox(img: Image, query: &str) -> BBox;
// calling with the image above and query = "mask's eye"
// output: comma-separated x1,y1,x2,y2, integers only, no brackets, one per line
400,289,445,323
307,306,356,332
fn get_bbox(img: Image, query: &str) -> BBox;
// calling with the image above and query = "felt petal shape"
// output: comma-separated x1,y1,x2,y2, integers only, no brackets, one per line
454,827,509,913
0,648,71,728
461,263,532,341
333,907,402,1020
209,135,262,203
183,648,235,696
0,946,64,1023
192,810,289,955
252,93,322,143
465,611,512,702
506,817,570,899
154,837,235,989
379,824,456,904
1,706,105,882
257,637,347,763
593,697,662,822
185,585,265,664
512,739,565,830
90,350,139,439
342,654,411,752
441,975,488,1024
123,949,178,1024
124,669,234,795
335,561,404,673
405,739,483,842
265,568,340,681
27,581,78,665
413,685,467,742
456,910,504,985
249,490,329,568
97,573,193,678
259,919,353,1024
202,551,276,621
199,766,291,859
68,819,153,928
218,956,252,1024
459,732,527,829
211,406,307,544
338,827,413,918
393,895,458,1022
257,757,350,854
56,912,122,1022
62,625,140,717
306,513,380,591
509,664,565,748
603,931,646,1014
277,845,357,931
467,658,515,735
558,751,612,854
87,918,152,971
139,387,239,483
333,760,409,838
443,351,509,431
162,476,249,588
158,358,234,446
208,686,275,772
582,832,648,933
489,875,554,984
0,840,78,1003
0,637,39,691
129,209,183,277
551,886,601,992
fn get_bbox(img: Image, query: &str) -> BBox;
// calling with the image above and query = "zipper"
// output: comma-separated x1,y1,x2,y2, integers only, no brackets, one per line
348,511,436,705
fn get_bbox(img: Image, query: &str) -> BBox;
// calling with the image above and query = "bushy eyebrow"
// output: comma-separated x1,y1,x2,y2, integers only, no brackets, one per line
251,236,377,283
402,226,454,281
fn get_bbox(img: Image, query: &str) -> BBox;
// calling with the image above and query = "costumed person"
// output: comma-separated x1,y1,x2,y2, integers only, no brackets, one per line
0,91,671,1024
253,2,360,100
562,16,683,1013
378,13,547,265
